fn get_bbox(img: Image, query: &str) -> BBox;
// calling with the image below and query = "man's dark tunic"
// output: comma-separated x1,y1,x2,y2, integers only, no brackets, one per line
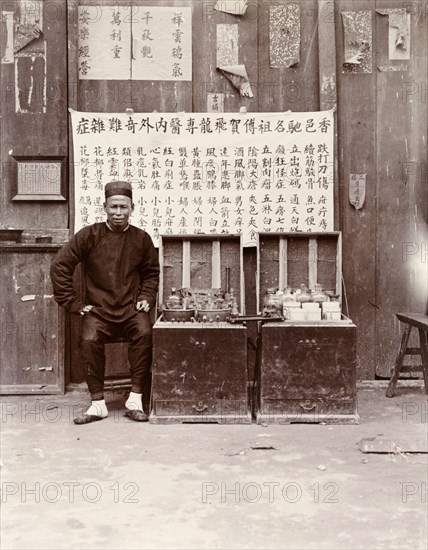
50,222,160,400
50,222,159,320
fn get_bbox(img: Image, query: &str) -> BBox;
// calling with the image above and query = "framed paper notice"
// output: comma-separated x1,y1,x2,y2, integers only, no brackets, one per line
12,157,67,201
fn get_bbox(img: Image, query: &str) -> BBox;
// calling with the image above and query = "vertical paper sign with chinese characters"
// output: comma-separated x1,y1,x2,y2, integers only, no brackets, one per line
71,111,334,247
78,5,131,79
349,173,366,209
77,6,191,80
132,7,191,80
207,93,224,112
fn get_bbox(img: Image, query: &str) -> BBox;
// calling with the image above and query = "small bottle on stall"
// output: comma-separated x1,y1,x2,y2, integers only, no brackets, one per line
282,286,296,303
312,283,328,303
263,287,280,315
166,287,181,309
227,288,236,309
295,284,312,303
231,298,239,317
281,286,297,319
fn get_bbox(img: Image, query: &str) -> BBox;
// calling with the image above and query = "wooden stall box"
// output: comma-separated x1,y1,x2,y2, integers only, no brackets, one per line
256,232,359,424
150,235,251,424
0,244,65,394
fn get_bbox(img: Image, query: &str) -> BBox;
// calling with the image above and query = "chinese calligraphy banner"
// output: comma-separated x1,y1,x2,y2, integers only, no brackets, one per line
71,110,334,247
78,5,131,79
78,5,192,80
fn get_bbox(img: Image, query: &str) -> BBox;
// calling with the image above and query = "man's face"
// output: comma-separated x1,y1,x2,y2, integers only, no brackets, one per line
104,195,134,230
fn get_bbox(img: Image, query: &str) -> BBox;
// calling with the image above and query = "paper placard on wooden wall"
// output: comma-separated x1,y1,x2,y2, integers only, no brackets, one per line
207,93,224,112
269,4,301,68
12,157,67,201
342,11,372,74
78,5,130,79
217,64,253,97
376,8,411,60
14,41,46,113
71,110,335,246
13,0,43,54
132,7,192,81
349,173,366,209
1,12,14,64
78,5,192,81
216,24,239,67
215,1,248,16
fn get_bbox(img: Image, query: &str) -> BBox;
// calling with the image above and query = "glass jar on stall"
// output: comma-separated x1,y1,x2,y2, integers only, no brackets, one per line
263,287,280,315
282,286,296,304
295,284,312,303
165,287,181,309
312,283,328,303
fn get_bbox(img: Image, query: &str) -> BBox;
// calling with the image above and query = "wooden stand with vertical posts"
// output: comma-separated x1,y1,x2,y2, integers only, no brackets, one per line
386,313,428,397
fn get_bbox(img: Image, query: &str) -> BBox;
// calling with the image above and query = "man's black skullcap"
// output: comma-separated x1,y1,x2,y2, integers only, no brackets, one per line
104,181,133,200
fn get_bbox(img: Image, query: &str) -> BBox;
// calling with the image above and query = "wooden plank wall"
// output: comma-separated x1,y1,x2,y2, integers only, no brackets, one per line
336,0,378,379
0,0,68,234
1,0,426,386
336,0,427,378
0,1,69,392
374,0,427,376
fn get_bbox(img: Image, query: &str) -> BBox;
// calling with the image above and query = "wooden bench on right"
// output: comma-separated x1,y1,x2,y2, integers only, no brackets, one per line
386,313,428,397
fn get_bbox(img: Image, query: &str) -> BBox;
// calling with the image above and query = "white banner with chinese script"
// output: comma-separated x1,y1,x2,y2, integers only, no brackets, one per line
71,110,334,247
77,5,192,80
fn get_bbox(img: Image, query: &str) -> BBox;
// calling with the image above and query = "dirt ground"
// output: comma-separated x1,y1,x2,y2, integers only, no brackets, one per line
1,384,427,550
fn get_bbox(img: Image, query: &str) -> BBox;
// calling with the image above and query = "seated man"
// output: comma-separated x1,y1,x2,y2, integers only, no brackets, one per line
50,181,160,424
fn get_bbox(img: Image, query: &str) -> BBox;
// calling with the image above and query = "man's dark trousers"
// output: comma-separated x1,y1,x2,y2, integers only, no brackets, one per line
81,312,152,401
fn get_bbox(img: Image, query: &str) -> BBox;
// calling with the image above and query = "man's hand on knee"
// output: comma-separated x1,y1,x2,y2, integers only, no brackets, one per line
80,304,94,316
136,300,150,312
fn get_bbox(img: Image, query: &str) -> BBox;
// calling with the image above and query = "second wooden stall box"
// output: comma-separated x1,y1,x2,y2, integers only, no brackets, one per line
150,234,251,424
256,232,359,425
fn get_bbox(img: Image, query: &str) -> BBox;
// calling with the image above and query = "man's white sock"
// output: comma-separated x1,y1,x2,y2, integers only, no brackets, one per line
85,399,108,418
125,391,143,411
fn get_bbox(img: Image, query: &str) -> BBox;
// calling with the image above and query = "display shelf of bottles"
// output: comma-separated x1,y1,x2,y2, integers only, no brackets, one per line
157,234,245,324
257,232,351,325
256,231,358,424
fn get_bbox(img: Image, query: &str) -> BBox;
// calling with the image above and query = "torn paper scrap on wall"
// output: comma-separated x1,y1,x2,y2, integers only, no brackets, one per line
342,10,372,74
215,1,248,16
21,295,37,302
378,64,408,72
269,4,300,68
349,174,366,209
1,12,14,63
14,0,43,54
376,9,411,60
15,41,46,113
217,24,239,67
217,65,253,97
14,24,43,54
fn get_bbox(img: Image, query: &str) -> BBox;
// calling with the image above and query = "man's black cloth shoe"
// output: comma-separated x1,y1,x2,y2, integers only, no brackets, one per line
125,410,149,422
73,414,105,425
